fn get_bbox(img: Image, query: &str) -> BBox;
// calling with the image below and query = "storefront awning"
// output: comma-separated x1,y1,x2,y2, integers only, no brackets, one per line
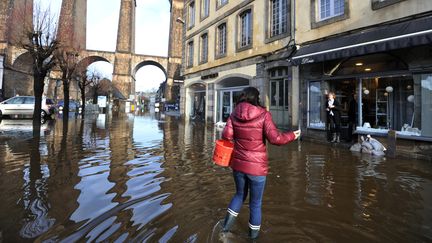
290,15,432,65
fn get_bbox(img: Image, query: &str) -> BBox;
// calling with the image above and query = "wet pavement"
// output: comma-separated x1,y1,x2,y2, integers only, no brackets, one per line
0,113,431,242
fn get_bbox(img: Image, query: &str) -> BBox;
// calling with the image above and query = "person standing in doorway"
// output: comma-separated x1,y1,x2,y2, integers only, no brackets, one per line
221,87,301,239
326,91,341,143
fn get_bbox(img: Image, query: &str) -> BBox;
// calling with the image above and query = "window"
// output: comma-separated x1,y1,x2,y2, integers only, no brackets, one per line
201,0,209,19
7,97,26,104
318,0,344,20
24,97,35,104
200,33,208,63
307,75,432,138
361,76,417,133
418,74,432,137
216,23,227,57
187,41,194,67
217,0,228,9
371,0,406,10
270,0,288,37
308,82,326,128
239,9,252,49
188,1,195,28
45,99,54,105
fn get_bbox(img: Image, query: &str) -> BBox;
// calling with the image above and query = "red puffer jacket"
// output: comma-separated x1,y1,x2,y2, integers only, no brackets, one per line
222,102,295,176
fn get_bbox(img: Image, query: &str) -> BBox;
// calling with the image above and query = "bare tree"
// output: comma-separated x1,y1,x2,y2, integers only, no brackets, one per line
75,66,92,117
87,70,102,105
54,48,79,119
8,3,59,129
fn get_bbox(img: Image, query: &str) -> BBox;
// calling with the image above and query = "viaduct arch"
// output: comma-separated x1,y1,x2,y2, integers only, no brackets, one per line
0,0,184,101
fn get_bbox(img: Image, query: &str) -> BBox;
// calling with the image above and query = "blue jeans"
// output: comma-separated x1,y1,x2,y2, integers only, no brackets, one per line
227,170,266,228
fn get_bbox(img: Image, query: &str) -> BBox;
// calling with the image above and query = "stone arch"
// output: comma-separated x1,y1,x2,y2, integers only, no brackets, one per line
12,52,33,73
76,56,112,72
77,56,115,101
132,60,167,80
185,81,206,89
3,52,34,97
215,74,251,88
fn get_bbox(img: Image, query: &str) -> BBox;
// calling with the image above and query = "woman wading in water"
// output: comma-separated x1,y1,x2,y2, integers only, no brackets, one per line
221,87,300,239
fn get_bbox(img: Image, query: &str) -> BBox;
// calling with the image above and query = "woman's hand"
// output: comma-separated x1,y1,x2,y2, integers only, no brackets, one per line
293,129,301,140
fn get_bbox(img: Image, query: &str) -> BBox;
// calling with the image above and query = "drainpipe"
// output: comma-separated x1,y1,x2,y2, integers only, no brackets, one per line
290,0,302,131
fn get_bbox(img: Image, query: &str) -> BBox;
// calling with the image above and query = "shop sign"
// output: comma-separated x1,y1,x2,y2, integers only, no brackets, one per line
201,73,218,80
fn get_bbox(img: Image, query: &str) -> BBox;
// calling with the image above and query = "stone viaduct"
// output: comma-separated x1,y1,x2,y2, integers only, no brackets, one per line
0,0,184,101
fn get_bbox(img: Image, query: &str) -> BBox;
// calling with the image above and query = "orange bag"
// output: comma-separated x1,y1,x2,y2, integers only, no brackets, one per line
213,139,234,167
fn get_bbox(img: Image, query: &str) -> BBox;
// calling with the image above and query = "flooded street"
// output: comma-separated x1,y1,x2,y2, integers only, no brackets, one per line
0,113,431,242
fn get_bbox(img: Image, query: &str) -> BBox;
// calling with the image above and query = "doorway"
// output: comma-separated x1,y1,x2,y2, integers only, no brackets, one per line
269,79,289,126
219,89,243,122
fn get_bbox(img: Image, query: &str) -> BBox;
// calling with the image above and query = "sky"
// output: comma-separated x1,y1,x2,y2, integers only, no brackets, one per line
38,0,170,92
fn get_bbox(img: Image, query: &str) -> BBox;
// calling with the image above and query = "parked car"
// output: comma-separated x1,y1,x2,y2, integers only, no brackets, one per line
57,100,82,114
0,96,55,119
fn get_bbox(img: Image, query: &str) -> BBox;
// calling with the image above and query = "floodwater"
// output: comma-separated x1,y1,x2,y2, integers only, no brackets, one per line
0,113,431,242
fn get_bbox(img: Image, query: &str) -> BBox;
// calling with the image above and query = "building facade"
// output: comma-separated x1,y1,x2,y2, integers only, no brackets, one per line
181,0,295,126
291,0,432,158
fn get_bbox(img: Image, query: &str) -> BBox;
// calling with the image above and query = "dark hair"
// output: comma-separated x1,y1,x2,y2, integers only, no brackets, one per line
238,87,261,106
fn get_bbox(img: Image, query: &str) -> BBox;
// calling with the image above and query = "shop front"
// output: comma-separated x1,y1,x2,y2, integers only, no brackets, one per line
291,15,432,159
297,46,432,160
305,50,432,141
185,83,206,121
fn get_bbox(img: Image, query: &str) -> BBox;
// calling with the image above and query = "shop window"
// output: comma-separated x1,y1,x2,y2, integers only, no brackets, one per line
361,77,415,132
308,81,326,128
359,74,431,137
307,75,432,138
418,74,432,137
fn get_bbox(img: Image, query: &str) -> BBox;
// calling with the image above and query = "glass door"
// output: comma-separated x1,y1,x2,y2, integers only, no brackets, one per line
221,91,231,122
269,79,289,126
219,89,243,122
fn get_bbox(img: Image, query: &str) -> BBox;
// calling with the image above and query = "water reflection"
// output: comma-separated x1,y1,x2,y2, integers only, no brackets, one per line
0,114,431,242
20,137,54,238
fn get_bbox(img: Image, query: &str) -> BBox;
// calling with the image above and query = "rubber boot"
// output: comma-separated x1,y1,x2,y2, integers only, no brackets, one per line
249,228,259,240
222,213,236,232
336,133,340,143
331,133,337,143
